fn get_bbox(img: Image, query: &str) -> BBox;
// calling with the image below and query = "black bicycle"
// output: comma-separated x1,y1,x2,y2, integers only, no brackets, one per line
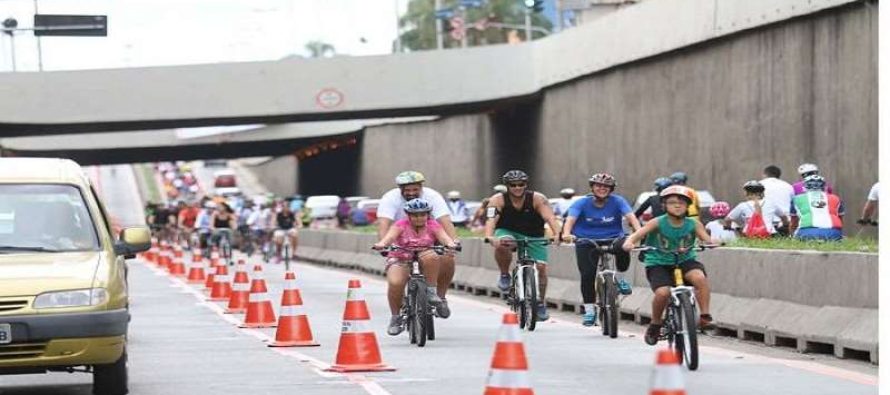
375,245,458,347
486,236,552,331
575,238,621,338
634,244,718,370
212,229,234,266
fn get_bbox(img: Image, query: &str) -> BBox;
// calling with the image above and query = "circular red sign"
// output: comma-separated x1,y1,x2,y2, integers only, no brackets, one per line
315,88,344,109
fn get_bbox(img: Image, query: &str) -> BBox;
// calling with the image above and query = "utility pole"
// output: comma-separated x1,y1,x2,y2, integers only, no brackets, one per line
393,0,402,52
459,5,468,48
435,0,444,49
2,18,16,71
524,8,532,41
33,0,43,71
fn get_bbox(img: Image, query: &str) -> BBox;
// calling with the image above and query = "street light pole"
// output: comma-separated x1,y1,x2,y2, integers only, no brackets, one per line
33,0,44,71
435,0,444,49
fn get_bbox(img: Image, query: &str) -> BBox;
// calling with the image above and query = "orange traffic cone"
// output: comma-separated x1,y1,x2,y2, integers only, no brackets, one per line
204,253,220,290
649,349,685,395
173,245,184,259
225,260,250,314
158,245,172,269
483,313,534,395
269,270,319,347
207,263,232,302
186,250,206,284
326,279,395,372
168,256,186,277
145,238,158,263
239,264,277,328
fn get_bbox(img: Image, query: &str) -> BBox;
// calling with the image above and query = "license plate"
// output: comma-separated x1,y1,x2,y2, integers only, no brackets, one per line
0,323,9,344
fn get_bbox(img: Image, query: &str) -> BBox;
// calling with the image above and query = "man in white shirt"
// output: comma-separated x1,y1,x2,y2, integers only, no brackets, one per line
760,165,794,234
858,182,879,225
377,171,458,318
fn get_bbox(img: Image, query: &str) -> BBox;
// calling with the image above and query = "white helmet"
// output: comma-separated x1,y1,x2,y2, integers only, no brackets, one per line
559,188,575,196
447,190,461,199
798,163,819,176
493,184,508,193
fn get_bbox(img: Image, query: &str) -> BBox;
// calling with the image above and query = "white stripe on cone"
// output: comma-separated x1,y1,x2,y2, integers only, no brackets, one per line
279,305,306,317
232,282,250,291
341,319,372,333
497,323,523,342
651,364,684,390
346,289,364,301
486,369,533,388
215,274,231,283
284,279,299,289
249,293,271,302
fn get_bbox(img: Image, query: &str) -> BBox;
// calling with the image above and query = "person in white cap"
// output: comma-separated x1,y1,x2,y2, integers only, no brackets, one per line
792,163,834,195
446,190,471,227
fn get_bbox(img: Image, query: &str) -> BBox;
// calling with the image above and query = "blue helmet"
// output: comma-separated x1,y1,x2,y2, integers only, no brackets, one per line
403,198,433,214
803,174,826,191
653,177,673,192
670,172,688,185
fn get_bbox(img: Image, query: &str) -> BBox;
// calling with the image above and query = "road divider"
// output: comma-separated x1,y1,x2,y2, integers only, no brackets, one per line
294,229,879,364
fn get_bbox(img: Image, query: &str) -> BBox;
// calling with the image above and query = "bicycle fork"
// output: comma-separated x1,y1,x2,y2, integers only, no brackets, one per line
513,265,539,303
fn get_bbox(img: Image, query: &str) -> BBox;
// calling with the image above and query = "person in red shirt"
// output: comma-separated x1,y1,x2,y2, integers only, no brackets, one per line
177,201,200,246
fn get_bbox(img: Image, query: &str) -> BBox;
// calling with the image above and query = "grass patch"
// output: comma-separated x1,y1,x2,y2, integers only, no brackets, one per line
727,236,877,253
351,225,479,239
136,163,162,204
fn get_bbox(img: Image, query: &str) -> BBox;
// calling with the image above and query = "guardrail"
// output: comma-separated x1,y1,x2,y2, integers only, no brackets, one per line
294,229,878,364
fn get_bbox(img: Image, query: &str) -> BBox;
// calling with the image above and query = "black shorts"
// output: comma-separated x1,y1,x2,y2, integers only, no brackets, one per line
645,260,707,291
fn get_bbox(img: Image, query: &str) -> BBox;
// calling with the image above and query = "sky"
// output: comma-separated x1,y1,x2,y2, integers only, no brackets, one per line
0,0,408,72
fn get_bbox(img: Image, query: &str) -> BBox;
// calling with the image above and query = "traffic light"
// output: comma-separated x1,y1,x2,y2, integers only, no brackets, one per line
523,0,544,13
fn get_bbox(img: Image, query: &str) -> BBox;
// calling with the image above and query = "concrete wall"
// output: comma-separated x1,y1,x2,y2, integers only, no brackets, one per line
244,156,298,197
532,2,878,233
0,0,861,134
358,114,498,199
295,230,879,363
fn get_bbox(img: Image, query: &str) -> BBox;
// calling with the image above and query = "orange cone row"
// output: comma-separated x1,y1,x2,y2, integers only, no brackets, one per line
186,250,206,284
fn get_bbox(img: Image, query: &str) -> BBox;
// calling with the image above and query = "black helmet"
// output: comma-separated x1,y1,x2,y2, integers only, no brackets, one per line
670,172,688,185
742,180,765,194
502,170,529,184
653,177,673,192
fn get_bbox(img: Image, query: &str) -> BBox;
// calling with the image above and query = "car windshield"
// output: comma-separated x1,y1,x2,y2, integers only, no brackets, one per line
0,184,100,252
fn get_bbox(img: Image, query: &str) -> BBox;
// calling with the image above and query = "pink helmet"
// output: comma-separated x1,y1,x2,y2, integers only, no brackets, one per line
709,201,731,218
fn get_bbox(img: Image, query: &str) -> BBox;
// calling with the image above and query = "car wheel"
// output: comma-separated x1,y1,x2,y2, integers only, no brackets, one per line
93,348,128,395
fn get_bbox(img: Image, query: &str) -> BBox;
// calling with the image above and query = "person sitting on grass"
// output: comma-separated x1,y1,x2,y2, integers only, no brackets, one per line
790,175,845,241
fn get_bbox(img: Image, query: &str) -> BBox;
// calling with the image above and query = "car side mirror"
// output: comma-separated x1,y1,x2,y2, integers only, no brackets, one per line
115,226,151,256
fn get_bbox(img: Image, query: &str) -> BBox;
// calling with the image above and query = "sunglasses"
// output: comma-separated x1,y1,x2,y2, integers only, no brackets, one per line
508,183,527,188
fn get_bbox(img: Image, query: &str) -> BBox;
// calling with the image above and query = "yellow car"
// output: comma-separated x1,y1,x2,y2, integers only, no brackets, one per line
0,158,149,395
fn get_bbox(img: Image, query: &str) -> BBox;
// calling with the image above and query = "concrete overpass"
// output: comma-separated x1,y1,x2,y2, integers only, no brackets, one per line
0,0,859,137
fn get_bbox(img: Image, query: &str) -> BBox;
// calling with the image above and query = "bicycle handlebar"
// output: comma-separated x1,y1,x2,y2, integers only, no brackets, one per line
631,244,721,254
372,244,462,257
483,237,553,246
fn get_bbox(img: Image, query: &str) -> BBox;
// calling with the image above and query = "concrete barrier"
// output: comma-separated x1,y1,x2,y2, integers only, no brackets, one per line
294,230,878,363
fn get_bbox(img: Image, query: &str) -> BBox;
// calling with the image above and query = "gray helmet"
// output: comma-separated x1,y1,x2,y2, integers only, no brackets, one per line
670,172,688,185
803,174,826,191
742,180,765,194
502,170,529,184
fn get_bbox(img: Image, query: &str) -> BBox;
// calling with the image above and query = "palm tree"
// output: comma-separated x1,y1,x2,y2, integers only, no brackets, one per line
304,41,336,58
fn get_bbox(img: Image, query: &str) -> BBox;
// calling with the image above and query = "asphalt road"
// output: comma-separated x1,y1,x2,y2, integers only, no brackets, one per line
0,165,877,395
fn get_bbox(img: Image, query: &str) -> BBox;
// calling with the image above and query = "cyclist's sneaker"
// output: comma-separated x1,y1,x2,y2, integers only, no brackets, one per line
536,303,550,321
617,278,633,295
699,314,716,330
387,315,404,336
426,287,443,305
582,311,597,327
497,274,511,292
437,299,451,319
645,323,662,345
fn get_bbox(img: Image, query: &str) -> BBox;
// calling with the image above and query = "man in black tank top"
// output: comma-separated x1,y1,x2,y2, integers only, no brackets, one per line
484,170,562,321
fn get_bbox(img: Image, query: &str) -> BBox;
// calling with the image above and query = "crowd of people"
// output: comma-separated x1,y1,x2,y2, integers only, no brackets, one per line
146,161,878,345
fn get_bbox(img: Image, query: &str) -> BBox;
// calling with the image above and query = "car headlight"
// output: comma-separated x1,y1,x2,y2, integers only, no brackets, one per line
33,288,108,309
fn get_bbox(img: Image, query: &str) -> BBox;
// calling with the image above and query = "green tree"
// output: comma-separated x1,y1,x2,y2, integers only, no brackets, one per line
304,40,336,58
399,0,552,51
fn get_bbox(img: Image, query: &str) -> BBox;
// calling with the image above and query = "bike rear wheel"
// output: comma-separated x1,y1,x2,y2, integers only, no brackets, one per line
677,293,699,370
597,277,609,337
283,244,291,270
511,268,527,329
606,279,619,338
523,266,538,332
406,286,417,345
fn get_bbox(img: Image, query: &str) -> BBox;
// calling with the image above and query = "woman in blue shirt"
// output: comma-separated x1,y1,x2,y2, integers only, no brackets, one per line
560,173,642,327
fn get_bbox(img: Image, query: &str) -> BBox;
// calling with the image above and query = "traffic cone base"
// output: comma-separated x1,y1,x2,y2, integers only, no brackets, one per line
326,279,394,372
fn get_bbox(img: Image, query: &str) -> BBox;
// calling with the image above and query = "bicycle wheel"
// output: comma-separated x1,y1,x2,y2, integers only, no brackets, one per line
677,293,699,370
406,285,417,345
283,244,291,270
597,276,609,337
426,307,436,341
414,281,428,347
523,267,538,332
511,269,527,329
606,281,619,338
